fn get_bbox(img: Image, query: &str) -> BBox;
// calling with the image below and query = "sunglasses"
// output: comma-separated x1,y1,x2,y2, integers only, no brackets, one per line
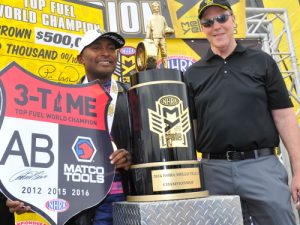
200,13,232,28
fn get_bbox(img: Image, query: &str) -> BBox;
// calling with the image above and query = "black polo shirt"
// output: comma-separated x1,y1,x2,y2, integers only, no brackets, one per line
184,43,293,153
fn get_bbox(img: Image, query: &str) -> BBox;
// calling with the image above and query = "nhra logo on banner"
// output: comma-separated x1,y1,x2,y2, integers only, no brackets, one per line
114,46,136,84
0,62,115,225
158,55,196,72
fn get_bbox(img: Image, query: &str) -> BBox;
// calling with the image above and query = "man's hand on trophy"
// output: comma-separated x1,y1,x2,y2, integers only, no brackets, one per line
109,149,131,170
6,199,31,214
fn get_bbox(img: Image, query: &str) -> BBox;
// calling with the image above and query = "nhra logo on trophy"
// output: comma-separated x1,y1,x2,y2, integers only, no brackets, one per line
148,95,190,148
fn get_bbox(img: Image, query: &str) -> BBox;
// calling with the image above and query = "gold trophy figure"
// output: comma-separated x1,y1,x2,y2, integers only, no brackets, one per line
145,1,174,69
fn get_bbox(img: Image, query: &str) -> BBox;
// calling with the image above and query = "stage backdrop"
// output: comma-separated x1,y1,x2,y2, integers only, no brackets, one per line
0,0,298,224
80,0,246,39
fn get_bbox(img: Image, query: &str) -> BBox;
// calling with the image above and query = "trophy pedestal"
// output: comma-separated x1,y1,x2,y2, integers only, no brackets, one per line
113,195,243,225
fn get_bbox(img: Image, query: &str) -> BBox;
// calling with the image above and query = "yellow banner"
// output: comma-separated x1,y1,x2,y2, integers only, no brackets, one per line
0,0,104,84
166,0,246,38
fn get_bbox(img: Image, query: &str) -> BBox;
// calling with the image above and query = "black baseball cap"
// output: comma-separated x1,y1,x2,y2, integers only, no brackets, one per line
198,0,232,19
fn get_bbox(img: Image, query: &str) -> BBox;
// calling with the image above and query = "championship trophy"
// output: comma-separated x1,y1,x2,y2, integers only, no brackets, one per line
126,39,209,202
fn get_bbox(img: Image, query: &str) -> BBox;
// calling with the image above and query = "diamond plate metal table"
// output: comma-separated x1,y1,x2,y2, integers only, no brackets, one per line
113,195,243,225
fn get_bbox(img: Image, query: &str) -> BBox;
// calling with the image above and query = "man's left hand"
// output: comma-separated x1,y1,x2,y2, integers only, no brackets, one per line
291,173,300,210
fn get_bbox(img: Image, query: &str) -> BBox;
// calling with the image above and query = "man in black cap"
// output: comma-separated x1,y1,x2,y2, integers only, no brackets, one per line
184,0,300,224
6,29,132,225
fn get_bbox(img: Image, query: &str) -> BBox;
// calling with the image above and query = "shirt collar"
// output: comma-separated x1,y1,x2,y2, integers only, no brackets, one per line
204,42,247,61
82,76,121,93
82,75,89,84
82,76,111,87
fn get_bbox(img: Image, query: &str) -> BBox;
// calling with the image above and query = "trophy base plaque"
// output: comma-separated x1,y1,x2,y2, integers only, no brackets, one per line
127,160,209,202
127,190,209,202
113,195,243,225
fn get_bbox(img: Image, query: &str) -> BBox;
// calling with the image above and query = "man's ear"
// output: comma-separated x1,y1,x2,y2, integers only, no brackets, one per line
231,13,236,23
77,54,83,64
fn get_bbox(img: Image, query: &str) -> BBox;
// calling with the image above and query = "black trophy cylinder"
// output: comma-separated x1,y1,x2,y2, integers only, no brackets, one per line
127,69,208,201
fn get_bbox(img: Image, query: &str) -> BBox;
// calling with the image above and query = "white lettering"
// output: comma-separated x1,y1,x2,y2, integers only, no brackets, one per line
42,13,100,32
50,2,75,17
64,164,104,183
24,0,46,10
120,2,139,33
0,5,37,23
106,2,152,34
107,1,117,32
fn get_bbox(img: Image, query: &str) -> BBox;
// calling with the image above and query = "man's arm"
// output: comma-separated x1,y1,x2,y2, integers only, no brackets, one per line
272,107,300,208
